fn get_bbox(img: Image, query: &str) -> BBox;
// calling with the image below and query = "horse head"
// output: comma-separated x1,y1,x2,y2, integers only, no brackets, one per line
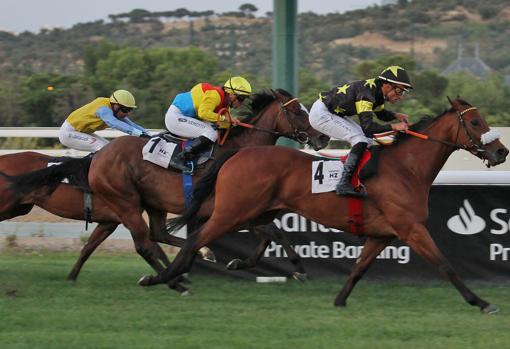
270,89,330,150
447,97,508,167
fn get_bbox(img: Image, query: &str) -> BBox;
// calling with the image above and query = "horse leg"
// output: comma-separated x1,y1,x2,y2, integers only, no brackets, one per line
139,216,236,288
226,224,307,281
268,225,307,281
113,208,171,277
334,237,392,307
146,208,173,268
153,218,216,263
402,224,497,314
226,232,270,270
67,222,118,281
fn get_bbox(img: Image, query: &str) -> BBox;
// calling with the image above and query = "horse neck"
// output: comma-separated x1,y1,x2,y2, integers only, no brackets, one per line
222,103,280,149
382,112,459,188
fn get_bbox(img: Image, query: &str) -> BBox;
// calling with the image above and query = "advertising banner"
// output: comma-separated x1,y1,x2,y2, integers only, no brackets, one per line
194,186,510,281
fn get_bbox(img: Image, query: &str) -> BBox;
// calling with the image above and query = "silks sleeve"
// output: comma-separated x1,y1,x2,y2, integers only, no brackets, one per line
197,90,223,122
96,106,143,136
355,100,392,136
124,117,148,133
374,104,396,121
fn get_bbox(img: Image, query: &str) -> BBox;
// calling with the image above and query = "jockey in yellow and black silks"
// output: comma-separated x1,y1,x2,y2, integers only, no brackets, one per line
309,66,413,198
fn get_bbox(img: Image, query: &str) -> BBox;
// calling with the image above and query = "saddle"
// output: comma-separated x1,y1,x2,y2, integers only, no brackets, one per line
142,132,215,173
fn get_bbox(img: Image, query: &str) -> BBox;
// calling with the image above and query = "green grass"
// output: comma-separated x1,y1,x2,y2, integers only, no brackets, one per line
0,251,509,349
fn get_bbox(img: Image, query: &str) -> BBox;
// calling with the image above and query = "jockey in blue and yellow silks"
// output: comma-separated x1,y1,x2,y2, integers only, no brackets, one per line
58,89,150,153
165,76,252,172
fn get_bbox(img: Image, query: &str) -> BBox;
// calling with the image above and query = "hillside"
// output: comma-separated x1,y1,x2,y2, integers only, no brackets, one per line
0,0,508,83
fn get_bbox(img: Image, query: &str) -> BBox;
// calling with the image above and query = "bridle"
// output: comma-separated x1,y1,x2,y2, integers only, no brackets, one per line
219,95,314,145
275,97,313,144
381,106,500,160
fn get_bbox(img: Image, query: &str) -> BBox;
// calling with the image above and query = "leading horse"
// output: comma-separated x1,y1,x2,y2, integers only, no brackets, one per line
3,89,329,281
149,98,508,313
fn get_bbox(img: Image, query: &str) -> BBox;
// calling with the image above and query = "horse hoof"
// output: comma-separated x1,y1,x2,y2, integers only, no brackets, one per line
334,299,347,307
198,247,217,263
292,272,308,282
138,275,152,287
481,304,498,315
181,290,193,297
226,259,242,270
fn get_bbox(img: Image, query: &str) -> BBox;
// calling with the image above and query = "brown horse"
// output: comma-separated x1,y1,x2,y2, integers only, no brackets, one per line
3,89,329,281
146,98,508,313
0,151,173,280
85,89,327,280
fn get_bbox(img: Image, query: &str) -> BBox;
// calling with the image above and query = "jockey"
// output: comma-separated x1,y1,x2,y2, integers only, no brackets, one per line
165,76,252,172
309,66,412,198
59,89,150,153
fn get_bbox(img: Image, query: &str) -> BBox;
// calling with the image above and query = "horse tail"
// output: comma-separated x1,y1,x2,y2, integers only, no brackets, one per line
4,156,93,196
166,149,239,234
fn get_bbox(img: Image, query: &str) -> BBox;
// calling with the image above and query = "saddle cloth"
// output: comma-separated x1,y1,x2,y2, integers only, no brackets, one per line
311,149,376,193
142,134,214,170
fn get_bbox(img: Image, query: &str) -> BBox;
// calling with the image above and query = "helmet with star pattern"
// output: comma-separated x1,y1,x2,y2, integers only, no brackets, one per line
378,66,412,89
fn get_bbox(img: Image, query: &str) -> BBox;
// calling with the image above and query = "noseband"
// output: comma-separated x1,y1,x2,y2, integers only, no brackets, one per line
452,107,501,157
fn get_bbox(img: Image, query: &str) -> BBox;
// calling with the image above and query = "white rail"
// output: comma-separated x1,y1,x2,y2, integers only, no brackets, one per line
1,127,509,181
0,127,164,138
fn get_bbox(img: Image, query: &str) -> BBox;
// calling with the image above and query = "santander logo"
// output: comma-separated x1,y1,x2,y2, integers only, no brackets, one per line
447,199,486,235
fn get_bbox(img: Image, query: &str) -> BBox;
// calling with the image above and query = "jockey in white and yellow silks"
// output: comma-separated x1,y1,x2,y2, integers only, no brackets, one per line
59,89,149,153
165,76,252,172
309,66,413,198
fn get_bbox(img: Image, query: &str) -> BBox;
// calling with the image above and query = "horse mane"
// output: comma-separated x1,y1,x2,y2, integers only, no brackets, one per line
228,88,293,139
390,98,472,145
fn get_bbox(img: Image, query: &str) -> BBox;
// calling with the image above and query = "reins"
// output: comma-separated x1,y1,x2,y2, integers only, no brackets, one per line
217,96,309,145
375,106,481,151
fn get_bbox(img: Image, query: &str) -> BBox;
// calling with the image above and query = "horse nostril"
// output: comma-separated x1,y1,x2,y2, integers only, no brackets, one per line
497,148,509,158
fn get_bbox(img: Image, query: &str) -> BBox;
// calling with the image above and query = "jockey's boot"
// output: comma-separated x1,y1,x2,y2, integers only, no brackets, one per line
336,142,368,198
169,136,213,172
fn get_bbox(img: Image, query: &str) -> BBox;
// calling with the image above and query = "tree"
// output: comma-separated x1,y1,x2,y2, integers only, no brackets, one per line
93,46,221,127
239,3,258,18
445,72,510,126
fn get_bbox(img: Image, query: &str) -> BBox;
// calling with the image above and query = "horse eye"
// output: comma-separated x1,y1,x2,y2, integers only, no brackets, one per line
470,119,480,127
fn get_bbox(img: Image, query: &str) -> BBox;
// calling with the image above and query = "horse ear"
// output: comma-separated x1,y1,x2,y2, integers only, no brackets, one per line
271,89,282,102
446,96,460,109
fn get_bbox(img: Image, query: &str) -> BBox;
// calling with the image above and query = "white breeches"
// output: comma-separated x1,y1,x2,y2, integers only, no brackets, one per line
164,105,218,142
309,100,371,146
58,121,109,153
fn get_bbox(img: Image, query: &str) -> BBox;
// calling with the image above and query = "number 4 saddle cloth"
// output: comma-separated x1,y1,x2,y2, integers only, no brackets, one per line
311,147,380,194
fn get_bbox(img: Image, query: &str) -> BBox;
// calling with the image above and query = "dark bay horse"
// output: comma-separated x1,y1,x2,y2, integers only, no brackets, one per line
0,151,173,280
146,98,508,313
4,89,329,281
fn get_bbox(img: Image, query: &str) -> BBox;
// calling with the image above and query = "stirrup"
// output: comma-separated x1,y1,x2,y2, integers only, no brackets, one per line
169,159,193,174
336,183,367,198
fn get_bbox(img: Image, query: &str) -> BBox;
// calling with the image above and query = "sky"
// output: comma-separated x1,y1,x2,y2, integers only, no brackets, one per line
0,0,380,33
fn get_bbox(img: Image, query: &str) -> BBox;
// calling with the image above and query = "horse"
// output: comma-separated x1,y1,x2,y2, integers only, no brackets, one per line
0,152,174,280
146,97,508,314
3,89,329,282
